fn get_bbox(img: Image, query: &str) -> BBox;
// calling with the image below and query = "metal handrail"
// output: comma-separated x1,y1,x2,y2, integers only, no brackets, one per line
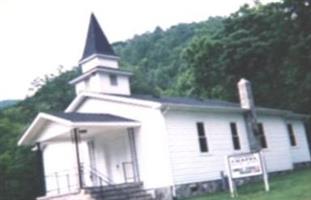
45,168,79,195
45,168,78,178
82,165,113,186
81,165,132,199
44,164,135,199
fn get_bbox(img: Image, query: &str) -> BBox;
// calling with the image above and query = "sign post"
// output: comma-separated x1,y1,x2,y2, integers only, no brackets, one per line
226,152,269,197
259,151,270,192
226,156,237,198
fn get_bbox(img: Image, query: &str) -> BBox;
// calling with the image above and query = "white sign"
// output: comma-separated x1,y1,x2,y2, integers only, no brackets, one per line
228,153,263,179
226,152,269,198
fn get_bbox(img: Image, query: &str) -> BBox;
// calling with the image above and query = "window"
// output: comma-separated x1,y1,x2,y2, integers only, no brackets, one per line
287,124,297,146
196,122,208,152
256,123,268,148
109,74,118,86
85,77,90,89
304,123,311,147
230,122,241,150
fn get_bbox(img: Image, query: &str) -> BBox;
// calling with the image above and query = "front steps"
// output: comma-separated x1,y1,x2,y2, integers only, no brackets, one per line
85,182,154,200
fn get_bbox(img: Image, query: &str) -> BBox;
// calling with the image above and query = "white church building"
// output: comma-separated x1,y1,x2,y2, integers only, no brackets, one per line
18,14,311,200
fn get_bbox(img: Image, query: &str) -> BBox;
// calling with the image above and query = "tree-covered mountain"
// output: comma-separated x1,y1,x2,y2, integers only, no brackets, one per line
0,0,310,199
183,0,311,113
113,16,224,96
0,69,79,200
0,100,19,110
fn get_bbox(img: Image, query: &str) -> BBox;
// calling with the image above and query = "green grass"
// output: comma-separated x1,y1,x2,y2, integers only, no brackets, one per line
186,168,311,200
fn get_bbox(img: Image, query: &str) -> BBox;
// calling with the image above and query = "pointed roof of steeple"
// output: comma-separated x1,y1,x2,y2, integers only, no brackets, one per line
81,13,116,60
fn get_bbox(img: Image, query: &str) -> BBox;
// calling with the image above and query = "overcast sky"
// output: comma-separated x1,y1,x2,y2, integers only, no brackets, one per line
0,0,278,100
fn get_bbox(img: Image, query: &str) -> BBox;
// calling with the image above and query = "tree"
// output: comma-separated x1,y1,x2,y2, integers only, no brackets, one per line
184,0,311,113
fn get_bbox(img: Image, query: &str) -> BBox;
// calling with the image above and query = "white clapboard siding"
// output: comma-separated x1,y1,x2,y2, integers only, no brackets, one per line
76,98,174,189
257,115,293,172
165,110,250,185
288,120,311,163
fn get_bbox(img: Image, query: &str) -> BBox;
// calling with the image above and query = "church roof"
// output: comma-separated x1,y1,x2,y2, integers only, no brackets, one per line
51,112,135,123
128,95,240,108
66,92,244,113
65,92,309,119
18,112,139,146
81,13,116,60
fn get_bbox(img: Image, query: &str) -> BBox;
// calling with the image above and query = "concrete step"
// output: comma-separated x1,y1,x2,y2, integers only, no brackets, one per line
92,193,153,200
85,182,143,193
90,188,145,197
84,182,154,200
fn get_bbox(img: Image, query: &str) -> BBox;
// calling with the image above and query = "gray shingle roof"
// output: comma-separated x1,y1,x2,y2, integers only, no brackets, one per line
121,95,307,117
51,112,135,123
126,95,241,108
81,13,116,60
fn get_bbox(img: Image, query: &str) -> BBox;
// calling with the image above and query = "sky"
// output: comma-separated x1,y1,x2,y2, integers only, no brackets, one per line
0,0,278,101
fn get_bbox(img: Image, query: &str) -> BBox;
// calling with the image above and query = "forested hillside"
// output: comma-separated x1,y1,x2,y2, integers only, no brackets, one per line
0,100,19,110
0,69,79,200
113,16,224,96
0,0,310,199
183,0,311,113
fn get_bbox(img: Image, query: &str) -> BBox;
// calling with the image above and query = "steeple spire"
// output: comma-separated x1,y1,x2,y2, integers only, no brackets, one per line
81,13,116,60
71,14,131,96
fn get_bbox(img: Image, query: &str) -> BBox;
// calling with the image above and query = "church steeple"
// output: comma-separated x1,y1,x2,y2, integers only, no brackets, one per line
70,14,132,96
79,13,120,73
81,13,116,60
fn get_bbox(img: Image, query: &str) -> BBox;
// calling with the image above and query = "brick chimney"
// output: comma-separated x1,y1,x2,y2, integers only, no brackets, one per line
238,78,261,152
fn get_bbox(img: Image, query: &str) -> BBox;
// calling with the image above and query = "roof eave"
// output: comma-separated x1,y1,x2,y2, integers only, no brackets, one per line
69,67,133,85
18,114,41,146
18,112,142,146
18,113,73,146
72,121,141,128
255,108,310,119
284,112,310,120
164,104,310,120
163,103,244,113
65,92,163,112
79,54,120,65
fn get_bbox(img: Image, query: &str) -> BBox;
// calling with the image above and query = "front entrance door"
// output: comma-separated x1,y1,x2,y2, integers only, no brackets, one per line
122,162,134,182
87,140,98,186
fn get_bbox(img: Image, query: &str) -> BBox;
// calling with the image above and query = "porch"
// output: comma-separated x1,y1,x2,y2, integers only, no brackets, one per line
18,112,141,197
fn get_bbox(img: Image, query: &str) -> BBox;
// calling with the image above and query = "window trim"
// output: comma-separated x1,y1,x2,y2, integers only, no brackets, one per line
256,123,268,149
230,122,241,150
196,122,209,153
287,123,297,147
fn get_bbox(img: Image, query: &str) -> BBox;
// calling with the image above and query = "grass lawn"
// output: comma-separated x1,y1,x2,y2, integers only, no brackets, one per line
186,168,311,200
